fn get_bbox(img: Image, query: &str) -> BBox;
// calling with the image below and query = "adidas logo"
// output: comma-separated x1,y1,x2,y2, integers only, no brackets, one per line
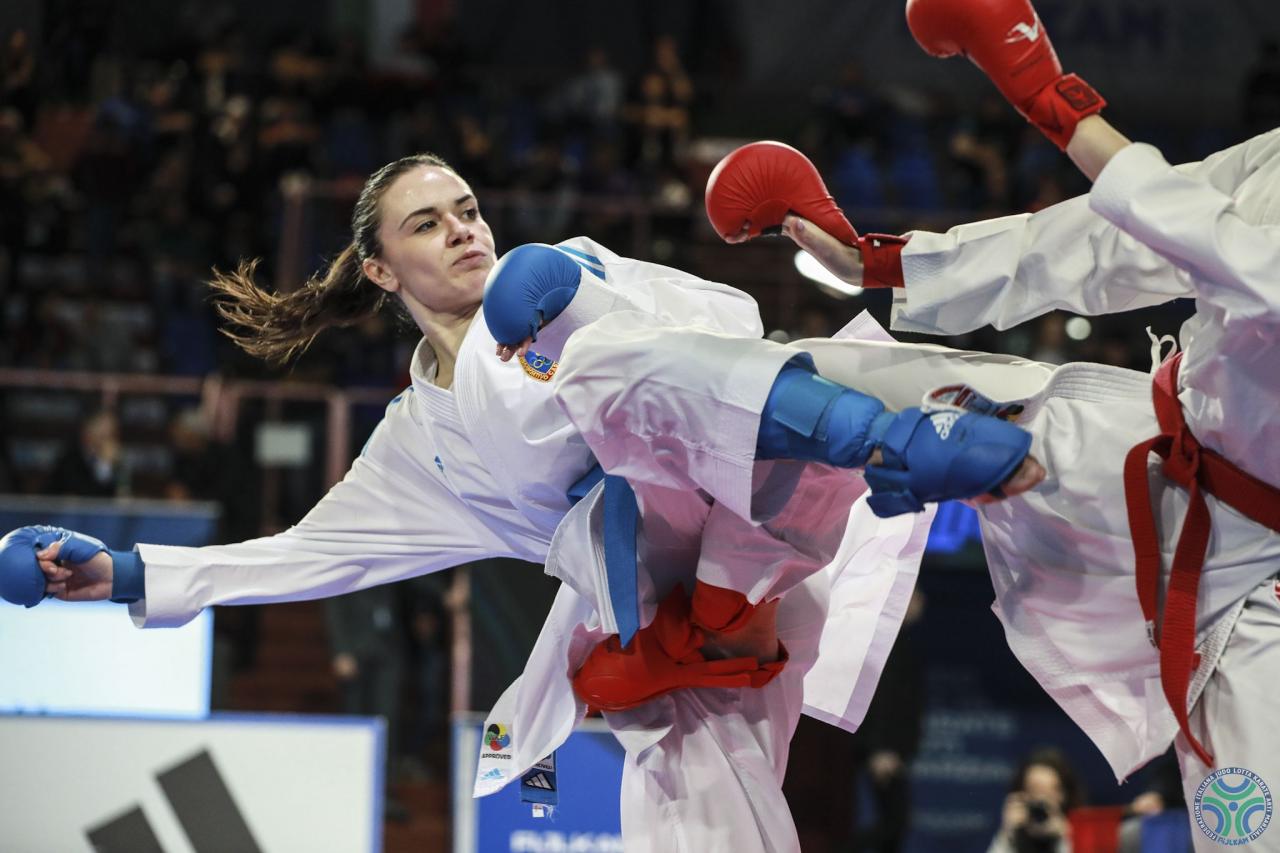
931,411,961,440
524,772,554,790
1005,18,1041,43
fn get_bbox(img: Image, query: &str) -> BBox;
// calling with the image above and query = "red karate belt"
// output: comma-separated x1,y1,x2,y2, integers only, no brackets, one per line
1123,352,1280,766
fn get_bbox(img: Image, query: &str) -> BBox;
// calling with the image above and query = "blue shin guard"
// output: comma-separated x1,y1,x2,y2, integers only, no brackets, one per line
756,361,894,468
864,408,1032,518
757,362,1032,518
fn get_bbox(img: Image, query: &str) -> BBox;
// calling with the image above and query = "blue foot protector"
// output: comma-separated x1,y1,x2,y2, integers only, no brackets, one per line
864,407,1032,518
756,360,893,468
756,360,1032,517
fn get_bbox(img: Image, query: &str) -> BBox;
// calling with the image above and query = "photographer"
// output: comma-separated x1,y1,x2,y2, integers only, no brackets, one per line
988,748,1084,853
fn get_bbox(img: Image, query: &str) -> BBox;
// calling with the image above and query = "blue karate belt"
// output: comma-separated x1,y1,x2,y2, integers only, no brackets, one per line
567,464,640,648
527,466,638,816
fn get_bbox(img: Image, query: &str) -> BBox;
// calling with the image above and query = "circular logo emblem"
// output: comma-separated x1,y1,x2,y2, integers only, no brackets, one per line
1194,767,1273,845
485,723,511,752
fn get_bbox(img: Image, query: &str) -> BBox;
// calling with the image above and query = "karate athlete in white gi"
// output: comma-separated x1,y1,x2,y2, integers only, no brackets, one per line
0,153,1036,851
708,1,1280,846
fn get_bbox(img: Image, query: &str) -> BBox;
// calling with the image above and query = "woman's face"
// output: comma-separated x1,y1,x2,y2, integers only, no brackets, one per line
1024,764,1066,809
365,165,496,317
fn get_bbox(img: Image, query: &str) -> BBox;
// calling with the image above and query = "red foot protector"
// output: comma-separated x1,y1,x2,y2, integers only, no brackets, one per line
572,585,787,712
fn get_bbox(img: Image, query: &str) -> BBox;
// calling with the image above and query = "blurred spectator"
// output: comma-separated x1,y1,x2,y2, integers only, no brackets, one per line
988,748,1085,853
831,139,886,211
817,62,883,154
854,587,926,852
76,104,148,263
784,588,926,853
556,46,624,143
0,413,19,493
50,409,129,498
947,95,1020,212
1242,39,1280,137
1031,314,1069,365
0,107,52,296
164,407,221,502
1117,749,1190,853
625,35,694,187
2,29,37,129
404,574,450,780
325,584,409,819
509,136,578,244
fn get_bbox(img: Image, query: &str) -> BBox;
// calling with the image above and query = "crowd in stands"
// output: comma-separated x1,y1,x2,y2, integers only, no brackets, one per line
2,10,1272,503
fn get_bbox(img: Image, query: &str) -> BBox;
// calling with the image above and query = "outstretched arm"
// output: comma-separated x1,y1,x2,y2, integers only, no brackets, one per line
8,400,539,626
1065,115,1134,182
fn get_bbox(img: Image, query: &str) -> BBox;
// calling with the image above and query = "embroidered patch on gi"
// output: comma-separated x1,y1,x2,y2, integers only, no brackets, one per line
483,722,511,755
521,350,558,382
1193,767,1272,845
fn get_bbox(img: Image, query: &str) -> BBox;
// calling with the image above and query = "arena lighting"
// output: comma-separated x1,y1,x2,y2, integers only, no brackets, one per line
1065,316,1093,340
794,250,862,298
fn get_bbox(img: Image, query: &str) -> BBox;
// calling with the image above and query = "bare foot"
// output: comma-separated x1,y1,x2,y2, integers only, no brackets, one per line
969,455,1046,505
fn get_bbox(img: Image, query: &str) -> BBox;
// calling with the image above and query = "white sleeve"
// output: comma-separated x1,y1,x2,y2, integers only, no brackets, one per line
1089,132,1280,325
529,236,764,360
527,237,787,521
130,402,525,628
554,312,800,522
891,194,1195,335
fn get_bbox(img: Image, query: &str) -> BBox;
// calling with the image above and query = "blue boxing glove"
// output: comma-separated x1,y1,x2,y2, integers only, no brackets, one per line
757,361,1031,516
0,525,143,607
482,243,583,346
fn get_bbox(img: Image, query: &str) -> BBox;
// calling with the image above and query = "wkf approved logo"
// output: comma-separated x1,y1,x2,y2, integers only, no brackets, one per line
485,723,511,753
1194,767,1273,845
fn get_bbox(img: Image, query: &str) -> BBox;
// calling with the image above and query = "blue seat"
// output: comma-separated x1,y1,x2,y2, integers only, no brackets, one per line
1140,810,1193,853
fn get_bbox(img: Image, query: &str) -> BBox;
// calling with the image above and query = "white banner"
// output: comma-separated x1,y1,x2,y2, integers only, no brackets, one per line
0,712,383,853
0,600,211,717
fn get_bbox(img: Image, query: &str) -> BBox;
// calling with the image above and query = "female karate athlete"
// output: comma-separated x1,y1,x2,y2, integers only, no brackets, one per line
2,151,1036,850
708,0,1280,844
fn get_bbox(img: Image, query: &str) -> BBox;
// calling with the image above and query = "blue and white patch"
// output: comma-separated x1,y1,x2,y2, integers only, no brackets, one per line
520,752,558,810
1194,767,1273,845
521,350,558,382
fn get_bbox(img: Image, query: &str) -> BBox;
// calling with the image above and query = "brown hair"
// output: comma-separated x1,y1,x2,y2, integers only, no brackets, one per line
1009,747,1086,812
209,152,456,363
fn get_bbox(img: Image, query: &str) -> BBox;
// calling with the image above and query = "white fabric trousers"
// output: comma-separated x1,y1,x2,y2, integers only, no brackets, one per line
1178,575,1280,852
614,572,828,853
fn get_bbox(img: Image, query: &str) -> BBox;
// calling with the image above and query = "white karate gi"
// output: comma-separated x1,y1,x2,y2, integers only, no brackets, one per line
874,128,1280,849
123,238,930,852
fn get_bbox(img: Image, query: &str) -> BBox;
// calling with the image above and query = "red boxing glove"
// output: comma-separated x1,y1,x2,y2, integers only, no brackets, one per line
706,141,907,288
705,140,858,245
906,0,1105,149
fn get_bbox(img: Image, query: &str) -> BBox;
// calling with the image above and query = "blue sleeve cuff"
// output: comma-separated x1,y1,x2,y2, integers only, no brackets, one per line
109,547,145,603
